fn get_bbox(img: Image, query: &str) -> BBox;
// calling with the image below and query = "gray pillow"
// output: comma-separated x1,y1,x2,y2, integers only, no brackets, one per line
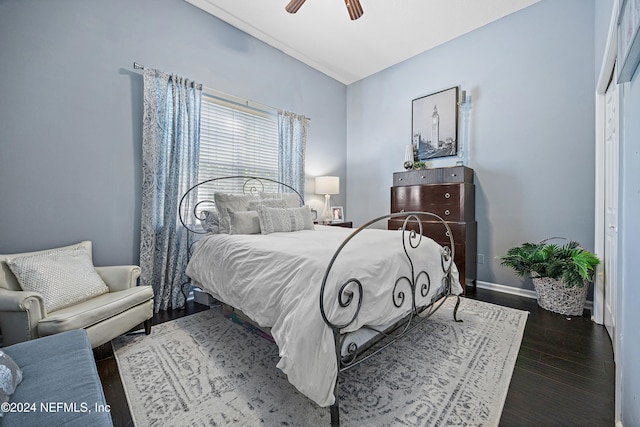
214,193,260,234
0,350,23,415
228,209,261,235
259,192,301,208
248,199,288,210
6,245,110,313
257,205,315,235
227,200,289,235
199,209,219,234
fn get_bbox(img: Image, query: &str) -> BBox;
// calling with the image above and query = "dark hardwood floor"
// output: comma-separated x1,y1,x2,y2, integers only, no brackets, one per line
466,286,615,426
94,288,614,426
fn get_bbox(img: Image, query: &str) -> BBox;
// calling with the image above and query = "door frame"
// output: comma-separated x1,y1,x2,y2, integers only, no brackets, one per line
594,0,619,325
594,0,621,423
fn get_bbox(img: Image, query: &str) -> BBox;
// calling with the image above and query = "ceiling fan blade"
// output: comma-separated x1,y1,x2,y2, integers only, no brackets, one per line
344,0,364,20
286,0,307,14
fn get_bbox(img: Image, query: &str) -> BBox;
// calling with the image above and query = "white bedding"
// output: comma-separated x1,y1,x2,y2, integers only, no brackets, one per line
185,225,462,407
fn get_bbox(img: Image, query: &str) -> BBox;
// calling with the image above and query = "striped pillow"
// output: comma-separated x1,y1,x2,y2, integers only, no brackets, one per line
256,205,315,235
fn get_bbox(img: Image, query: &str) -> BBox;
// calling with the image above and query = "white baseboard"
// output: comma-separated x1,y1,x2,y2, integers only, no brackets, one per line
476,281,538,299
475,281,593,313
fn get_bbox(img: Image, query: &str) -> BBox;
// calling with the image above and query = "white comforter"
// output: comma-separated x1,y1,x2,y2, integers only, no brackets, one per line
185,225,462,407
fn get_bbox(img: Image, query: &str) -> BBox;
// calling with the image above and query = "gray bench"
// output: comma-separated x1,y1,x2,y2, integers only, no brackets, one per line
1,329,113,426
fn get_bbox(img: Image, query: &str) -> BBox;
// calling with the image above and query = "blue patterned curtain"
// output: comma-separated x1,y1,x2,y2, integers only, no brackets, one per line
278,110,309,198
140,68,202,312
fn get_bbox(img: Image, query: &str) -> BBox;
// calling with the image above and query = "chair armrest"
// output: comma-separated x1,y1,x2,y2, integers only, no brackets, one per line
0,288,46,346
95,265,142,292
0,288,46,314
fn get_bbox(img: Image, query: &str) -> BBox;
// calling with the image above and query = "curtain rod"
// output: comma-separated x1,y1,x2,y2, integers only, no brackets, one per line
132,62,309,121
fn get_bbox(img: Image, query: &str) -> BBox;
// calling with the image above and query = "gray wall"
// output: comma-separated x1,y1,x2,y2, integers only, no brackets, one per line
345,0,596,292
0,0,347,266
595,0,615,81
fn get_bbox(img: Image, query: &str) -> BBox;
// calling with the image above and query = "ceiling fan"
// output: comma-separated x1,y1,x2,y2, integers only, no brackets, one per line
285,0,364,20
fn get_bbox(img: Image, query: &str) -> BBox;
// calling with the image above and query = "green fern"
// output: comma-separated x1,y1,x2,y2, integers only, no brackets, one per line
498,240,600,288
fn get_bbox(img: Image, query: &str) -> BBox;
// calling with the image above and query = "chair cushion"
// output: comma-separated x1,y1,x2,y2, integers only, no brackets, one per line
37,286,154,337
1,241,93,292
5,245,108,313
2,330,113,426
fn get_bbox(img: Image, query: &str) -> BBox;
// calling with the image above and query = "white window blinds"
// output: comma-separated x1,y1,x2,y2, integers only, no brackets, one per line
198,92,280,195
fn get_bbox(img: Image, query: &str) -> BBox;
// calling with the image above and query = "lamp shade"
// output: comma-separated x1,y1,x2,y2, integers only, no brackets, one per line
315,176,340,195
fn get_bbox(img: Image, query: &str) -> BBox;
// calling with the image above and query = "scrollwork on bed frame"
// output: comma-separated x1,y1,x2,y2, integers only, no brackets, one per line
319,211,462,427
177,175,304,302
178,175,304,235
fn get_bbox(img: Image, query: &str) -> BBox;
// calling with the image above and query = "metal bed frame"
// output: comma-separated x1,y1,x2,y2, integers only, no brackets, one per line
178,176,462,427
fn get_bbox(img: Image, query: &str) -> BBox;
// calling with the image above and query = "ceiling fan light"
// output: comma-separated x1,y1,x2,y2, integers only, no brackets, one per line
344,0,364,20
286,0,307,14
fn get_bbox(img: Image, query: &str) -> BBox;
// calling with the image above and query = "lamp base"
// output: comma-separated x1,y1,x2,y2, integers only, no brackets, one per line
321,194,333,223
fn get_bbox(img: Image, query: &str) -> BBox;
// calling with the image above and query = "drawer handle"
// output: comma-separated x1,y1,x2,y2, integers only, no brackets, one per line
400,209,405,213
444,209,450,216
421,175,425,179
444,192,451,199
452,173,457,177
399,178,404,181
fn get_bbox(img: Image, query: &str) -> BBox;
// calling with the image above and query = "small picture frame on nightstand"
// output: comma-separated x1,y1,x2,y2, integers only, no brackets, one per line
331,206,344,223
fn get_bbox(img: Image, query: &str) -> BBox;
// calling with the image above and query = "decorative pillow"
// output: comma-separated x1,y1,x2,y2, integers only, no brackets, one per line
247,199,288,210
257,205,315,235
228,209,261,235
0,350,23,415
259,192,301,208
6,245,110,313
199,210,219,234
213,193,260,234
226,200,289,235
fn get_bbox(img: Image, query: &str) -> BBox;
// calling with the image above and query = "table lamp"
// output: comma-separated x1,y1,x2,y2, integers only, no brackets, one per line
315,176,339,223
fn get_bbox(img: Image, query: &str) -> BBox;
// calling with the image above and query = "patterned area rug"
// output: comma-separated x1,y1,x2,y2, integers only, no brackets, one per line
113,297,527,426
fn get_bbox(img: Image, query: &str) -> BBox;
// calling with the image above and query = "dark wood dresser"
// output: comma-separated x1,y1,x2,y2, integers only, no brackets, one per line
388,166,477,291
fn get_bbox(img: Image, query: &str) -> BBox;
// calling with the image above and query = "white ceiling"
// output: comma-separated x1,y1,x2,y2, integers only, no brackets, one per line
186,0,540,85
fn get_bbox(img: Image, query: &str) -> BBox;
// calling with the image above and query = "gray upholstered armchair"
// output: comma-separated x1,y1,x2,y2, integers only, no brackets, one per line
0,241,154,348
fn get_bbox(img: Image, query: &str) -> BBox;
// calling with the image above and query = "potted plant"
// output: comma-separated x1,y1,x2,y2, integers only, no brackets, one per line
413,161,426,170
498,238,600,315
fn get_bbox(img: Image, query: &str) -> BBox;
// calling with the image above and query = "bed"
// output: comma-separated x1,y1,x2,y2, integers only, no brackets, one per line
179,176,464,426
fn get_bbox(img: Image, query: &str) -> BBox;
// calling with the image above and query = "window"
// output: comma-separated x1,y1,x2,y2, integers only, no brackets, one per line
197,91,280,196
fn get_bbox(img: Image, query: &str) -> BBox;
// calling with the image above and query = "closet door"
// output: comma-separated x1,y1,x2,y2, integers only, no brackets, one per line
603,76,618,344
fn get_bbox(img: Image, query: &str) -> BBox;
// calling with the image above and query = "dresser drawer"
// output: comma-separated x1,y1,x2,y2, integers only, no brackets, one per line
393,166,473,186
390,184,474,222
391,205,461,221
388,218,469,246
